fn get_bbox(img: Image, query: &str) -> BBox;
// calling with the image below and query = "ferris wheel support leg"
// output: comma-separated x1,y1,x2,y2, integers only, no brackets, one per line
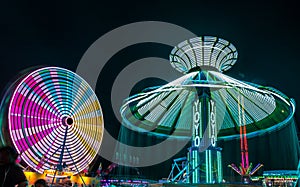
66,144,87,187
57,126,69,171
50,127,74,187
45,143,63,167
49,145,63,187
50,167,59,187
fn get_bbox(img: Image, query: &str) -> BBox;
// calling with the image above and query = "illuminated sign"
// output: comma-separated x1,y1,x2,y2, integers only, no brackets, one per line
209,100,217,147
193,100,201,147
44,169,73,178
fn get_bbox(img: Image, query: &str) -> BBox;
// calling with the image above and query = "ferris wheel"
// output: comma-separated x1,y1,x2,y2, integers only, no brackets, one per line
6,67,104,174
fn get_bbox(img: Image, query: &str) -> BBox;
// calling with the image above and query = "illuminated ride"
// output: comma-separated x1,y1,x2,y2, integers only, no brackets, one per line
0,67,104,184
120,36,295,184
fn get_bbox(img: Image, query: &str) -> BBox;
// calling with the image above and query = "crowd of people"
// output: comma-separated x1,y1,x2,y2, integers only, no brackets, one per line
0,146,81,187
0,146,27,187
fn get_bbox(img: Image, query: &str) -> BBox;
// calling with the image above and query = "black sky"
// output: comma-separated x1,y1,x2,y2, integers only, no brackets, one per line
1,0,299,122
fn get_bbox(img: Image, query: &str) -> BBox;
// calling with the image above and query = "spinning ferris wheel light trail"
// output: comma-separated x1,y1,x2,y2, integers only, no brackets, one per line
6,67,104,181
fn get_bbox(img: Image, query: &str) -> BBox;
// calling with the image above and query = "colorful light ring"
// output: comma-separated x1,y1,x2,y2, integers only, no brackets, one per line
8,67,104,174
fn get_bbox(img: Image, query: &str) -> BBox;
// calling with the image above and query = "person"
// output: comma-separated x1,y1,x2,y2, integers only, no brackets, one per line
34,179,48,187
0,145,28,187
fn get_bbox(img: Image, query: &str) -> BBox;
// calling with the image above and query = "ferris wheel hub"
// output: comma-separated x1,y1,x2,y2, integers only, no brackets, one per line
62,116,74,126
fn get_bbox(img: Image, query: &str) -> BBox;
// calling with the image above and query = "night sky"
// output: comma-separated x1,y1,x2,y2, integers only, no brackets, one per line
0,0,299,177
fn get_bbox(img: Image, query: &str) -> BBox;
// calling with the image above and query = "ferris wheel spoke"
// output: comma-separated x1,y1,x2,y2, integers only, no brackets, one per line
70,84,94,114
71,127,101,156
70,127,93,150
12,123,61,151
72,98,102,119
10,113,58,122
19,77,61,115
68,76,81,111
73,110,102,123
11,90,60,119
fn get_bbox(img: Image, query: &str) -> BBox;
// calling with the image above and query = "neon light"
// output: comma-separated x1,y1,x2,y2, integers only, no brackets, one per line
210,100,216,147
208,150,212,183
193,100,201,147
217,151,222,183
205,151,209,183
193,150,196,182
229,94,263,177
8,67,104,174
